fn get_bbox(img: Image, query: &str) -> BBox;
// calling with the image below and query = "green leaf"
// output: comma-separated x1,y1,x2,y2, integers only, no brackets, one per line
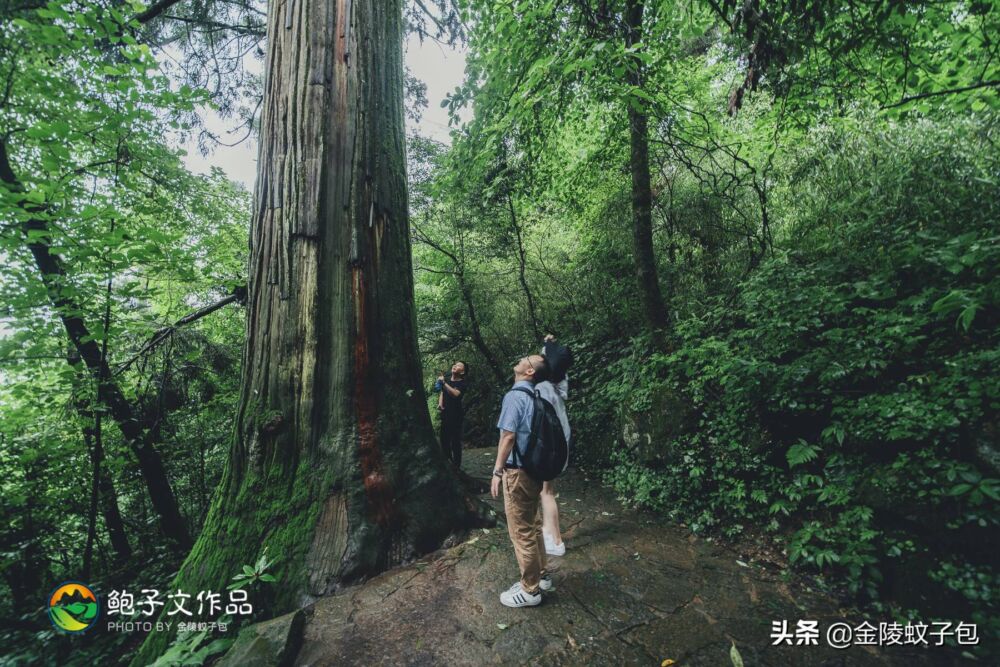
957,304,977,331
730,642,744,667
787,441,819,467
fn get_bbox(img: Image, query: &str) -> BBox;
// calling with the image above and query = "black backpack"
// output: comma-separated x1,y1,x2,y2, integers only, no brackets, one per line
511,387,569,481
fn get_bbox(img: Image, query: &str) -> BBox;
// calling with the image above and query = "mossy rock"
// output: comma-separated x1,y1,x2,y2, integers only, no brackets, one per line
619,384,694,465
216,608,305,667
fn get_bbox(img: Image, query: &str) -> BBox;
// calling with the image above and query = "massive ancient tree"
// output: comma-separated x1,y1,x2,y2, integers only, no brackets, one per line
136,0,481,660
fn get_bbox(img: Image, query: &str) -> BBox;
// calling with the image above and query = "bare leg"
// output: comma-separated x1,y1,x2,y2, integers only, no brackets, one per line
540,481,563,545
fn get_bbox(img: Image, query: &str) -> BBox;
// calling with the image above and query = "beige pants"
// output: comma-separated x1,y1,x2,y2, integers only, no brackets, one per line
503,468,547,594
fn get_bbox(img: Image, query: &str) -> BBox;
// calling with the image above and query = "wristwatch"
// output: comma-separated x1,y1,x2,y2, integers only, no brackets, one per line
492,469,503,478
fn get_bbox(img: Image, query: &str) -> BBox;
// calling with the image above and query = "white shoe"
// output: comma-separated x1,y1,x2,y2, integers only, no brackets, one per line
509,574,553,593
500,582,542,607
543,531,566,557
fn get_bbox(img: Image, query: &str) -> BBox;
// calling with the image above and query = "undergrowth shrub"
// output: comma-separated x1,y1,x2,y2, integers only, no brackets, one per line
598,114,999,650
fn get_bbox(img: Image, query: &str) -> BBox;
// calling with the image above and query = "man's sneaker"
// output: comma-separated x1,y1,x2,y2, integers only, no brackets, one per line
509,574,553,593
500,582,542,607
544,531,566,557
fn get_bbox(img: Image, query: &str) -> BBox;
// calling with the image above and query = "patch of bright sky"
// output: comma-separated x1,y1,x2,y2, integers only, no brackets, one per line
182,35,468,190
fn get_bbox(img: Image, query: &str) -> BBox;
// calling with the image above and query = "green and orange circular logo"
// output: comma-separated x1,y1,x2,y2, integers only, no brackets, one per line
48,582,99,633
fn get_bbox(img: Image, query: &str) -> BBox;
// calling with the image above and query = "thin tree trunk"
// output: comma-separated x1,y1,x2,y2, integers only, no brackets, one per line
95,425,133,564
506,195,543,339
0,139,192,551
625,0,670,342
74,386,133,564
135,1,486,661
413,223,507,386
456,270,507,386
83,417,100,579
90,207,132,566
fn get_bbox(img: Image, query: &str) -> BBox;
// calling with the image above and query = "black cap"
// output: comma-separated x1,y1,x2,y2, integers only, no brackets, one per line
542,340,573,383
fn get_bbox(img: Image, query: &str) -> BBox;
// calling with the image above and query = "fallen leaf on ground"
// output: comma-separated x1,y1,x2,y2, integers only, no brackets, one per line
730,642,744,667
496,623,508,630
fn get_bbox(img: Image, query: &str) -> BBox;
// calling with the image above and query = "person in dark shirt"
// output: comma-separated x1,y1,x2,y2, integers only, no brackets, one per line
433,361,468,467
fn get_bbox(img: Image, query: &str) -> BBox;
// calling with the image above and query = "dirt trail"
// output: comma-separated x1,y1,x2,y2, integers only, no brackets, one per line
219,448,955,666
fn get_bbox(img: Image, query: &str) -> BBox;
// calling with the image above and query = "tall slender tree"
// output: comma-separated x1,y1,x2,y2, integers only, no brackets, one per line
135,0,484,661
624,0,670,340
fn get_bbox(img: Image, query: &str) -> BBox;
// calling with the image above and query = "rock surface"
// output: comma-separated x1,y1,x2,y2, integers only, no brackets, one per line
224,448,960,666
217,608,305,667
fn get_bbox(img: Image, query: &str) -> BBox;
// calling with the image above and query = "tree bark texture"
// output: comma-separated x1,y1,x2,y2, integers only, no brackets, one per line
135,0,482,661
624,0,670,339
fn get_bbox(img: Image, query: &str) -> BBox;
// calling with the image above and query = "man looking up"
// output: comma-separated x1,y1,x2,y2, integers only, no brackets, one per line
434,361,467,467
490,354,551,607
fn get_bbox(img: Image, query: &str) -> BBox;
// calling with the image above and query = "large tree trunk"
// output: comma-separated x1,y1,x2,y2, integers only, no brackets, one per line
134,0,483,661
624,0,670,340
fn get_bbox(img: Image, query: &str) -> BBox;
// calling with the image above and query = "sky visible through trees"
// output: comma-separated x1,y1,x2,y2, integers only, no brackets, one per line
181,36,467,188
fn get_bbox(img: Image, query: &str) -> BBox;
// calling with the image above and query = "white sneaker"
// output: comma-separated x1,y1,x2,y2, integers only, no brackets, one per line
500,582,542,607
509,574,553,593
543,531,566,557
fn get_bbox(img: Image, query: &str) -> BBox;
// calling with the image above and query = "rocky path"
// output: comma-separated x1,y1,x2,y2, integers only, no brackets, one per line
219,448,955,666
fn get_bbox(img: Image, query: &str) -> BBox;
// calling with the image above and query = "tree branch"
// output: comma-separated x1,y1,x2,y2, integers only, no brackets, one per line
135,0,186,24
880,79,1000,110
114,286,246,375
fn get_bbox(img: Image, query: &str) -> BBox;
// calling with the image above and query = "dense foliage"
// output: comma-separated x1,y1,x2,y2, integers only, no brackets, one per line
0,2,249,663
412,0,1000,655
603,115,999,624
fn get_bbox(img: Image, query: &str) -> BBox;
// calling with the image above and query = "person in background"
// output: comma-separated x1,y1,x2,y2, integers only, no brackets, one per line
536,335,571,557
433,361,468,467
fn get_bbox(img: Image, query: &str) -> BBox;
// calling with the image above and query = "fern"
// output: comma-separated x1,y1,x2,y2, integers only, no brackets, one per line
786,440,820,467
